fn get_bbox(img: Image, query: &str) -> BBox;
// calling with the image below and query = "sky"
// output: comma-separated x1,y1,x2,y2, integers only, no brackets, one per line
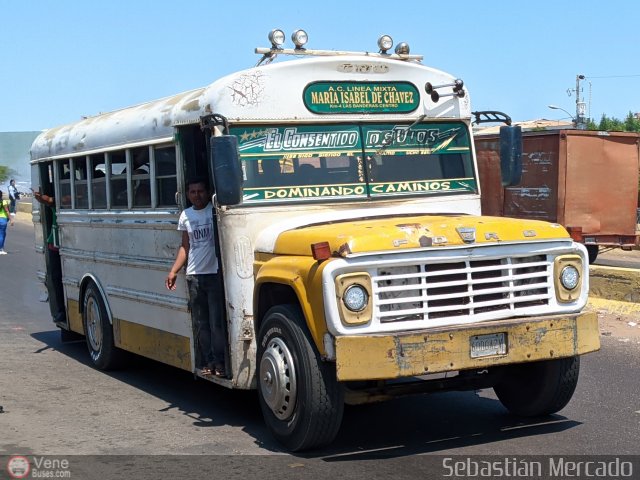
0,0,639,134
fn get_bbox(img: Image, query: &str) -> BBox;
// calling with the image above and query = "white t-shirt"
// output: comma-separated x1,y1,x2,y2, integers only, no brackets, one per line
177,202,219,275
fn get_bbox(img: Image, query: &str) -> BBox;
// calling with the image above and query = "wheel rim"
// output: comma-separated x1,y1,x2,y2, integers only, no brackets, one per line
259,337,297,420
85,296,103,354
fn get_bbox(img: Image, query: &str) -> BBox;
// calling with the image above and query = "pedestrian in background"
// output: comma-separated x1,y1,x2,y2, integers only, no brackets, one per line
0,190,15,255
8,179,19,217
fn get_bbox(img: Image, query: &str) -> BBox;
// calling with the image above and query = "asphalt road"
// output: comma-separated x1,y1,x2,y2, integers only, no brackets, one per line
1,213,639,479
594,246,640,269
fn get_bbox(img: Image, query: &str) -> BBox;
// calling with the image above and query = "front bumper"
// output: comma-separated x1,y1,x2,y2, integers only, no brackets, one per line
335,311,599,381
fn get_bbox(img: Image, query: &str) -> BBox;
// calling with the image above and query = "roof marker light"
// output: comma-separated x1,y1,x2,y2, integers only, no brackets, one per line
377,34,393,53
291,29,308,49
268,29,286,48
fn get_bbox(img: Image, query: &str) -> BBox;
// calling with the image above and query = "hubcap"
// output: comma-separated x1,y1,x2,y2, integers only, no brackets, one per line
259,337,297,420
86,296,103,354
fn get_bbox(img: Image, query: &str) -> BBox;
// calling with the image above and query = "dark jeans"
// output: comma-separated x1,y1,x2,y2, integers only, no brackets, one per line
46,247,67,323
186,274,225,368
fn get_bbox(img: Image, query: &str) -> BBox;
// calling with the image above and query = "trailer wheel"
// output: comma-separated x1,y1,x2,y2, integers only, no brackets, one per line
586,245,599,264
257,304,344,451
83,283,124,370
494,356,580,416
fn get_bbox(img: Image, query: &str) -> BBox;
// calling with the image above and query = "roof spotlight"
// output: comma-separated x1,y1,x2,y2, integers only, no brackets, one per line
395,42,410,55
291,29,308,49
377,34,393,53
268,29,286,48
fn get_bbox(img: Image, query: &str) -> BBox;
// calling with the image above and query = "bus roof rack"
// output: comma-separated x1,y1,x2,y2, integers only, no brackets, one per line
255,28,423,66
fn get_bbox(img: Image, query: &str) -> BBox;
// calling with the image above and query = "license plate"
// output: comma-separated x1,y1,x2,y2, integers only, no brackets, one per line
470,332,507,358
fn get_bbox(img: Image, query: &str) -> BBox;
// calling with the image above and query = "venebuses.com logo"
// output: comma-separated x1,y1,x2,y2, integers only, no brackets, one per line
6,455,71,478
6,456,30,479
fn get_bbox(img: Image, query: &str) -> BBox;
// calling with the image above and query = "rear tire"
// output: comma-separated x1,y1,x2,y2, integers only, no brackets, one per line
494,356,580,416
82,283,124,370
257,304,344,451
586,245,599,264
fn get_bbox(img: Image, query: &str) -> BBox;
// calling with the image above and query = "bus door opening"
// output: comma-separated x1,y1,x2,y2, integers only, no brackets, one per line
177,124,230,376
38,161,67,326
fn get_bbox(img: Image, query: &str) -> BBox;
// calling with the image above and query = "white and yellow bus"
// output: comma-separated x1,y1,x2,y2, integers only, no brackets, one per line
31,29,599,451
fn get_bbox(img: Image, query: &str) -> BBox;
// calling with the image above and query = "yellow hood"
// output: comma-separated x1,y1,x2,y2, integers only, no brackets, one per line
273,215,569,256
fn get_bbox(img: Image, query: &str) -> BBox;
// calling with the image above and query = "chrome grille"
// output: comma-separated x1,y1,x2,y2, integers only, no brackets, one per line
375,254,550,323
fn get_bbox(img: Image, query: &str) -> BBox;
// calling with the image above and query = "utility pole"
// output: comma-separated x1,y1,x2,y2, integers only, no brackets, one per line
576,74,587,129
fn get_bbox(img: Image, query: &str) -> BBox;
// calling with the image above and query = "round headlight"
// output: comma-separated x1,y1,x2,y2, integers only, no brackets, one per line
377,34,393,52
291,29,308,48
343,284,368,312
268,29,286,48
560,265,580,290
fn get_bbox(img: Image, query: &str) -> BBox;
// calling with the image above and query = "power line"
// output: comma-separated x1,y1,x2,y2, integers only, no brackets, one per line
586,74,640,79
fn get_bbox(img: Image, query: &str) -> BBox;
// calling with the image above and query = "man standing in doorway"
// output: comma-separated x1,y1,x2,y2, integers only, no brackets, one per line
165,178,225,377
33,190,66,324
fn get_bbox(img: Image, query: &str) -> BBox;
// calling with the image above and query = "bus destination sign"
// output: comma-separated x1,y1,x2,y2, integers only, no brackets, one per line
303,81,420,114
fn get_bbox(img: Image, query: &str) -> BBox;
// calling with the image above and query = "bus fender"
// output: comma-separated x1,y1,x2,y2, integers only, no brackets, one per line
78,274,114,326
254,256,330,356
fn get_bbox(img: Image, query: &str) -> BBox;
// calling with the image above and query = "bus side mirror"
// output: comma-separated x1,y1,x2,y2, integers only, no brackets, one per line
499,125,522,186
210,135,243,206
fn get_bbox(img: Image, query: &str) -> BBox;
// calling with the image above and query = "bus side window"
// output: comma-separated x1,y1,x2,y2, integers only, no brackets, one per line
75,156,89,209
131,147,151,208
90,154,107,209
58,159,72,209
155,145,177,207
110,151,128,208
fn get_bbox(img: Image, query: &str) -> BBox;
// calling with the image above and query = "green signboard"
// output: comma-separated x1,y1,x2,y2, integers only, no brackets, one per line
243,180,476,202
303,82,420,114
232,125,362,157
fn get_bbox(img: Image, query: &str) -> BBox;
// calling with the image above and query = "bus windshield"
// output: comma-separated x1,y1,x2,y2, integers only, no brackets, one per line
233,121,476,204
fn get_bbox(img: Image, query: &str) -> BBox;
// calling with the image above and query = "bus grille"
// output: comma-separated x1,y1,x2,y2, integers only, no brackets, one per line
374,254,550,323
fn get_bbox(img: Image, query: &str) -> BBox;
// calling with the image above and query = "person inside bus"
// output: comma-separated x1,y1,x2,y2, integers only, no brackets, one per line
297,163,319,185
32,190,67,324
165,177,225,377
259,159,283,186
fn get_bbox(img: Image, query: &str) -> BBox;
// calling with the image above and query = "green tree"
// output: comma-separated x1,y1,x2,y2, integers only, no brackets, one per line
591,112,640,132
0,165,17,184
598,114,619,131
624,111,640,132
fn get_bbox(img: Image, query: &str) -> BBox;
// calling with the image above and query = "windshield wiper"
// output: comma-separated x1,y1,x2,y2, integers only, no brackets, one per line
374,114,427,156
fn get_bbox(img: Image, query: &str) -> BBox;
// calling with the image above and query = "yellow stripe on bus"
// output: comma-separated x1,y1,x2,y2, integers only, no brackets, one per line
113,319,192,371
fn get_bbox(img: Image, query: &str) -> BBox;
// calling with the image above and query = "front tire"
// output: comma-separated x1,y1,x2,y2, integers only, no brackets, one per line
494,356,580,416
83,283,124,370
257,304,344,451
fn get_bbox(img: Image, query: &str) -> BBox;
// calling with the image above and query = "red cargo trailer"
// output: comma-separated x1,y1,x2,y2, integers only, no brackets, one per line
475,129,640,263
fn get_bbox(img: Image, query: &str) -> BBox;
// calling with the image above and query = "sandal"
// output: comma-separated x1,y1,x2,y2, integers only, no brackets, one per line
199,366,213,376
213,364,226,378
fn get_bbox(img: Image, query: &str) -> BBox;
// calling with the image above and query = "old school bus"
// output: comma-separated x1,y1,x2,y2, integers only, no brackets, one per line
30,30,600,451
